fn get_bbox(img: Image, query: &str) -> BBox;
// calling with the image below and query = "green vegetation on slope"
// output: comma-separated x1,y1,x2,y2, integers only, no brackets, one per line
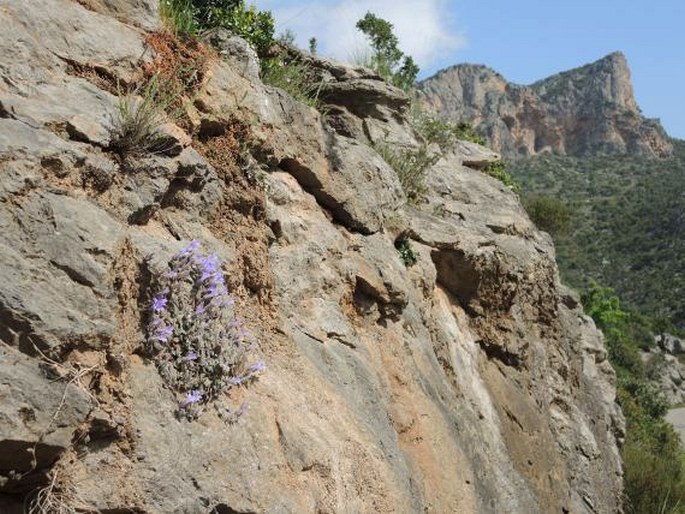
355,12,419,91
583,284,685,513
510,140,685,329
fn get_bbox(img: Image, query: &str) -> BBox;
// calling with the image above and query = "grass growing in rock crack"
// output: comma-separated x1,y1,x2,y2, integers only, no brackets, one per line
261,58,324,109
109,75,172,156
26,465,79,514
23,350,98,514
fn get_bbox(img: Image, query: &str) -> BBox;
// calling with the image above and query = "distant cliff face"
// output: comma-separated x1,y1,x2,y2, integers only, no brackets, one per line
418,52,673,158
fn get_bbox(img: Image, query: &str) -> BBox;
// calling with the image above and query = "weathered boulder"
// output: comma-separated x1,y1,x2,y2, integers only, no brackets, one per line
0,190,122,354
296,52,409,119
642,347,685,405
454,140,502,169
658,333,685,355
281,134,405,234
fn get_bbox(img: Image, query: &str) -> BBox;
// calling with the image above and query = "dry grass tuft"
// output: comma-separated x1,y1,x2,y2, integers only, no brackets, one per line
26,465,78,514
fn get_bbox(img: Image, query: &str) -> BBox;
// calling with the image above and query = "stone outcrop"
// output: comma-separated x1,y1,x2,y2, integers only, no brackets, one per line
0,1,624,512
642,334,685,405
418,52,673,158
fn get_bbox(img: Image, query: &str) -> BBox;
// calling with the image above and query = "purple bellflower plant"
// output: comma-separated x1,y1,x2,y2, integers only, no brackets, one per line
146,240,265,421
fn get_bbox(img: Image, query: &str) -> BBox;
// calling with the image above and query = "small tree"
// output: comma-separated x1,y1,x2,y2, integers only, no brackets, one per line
355,12,419,91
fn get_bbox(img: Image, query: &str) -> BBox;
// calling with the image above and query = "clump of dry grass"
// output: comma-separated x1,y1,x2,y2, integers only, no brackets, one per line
109,74,180,157
26,465,78,514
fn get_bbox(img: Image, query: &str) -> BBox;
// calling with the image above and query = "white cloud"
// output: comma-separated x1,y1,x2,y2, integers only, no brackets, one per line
253,0,466,71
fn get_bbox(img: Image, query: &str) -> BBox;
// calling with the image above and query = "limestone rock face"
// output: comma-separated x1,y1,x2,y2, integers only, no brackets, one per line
419,52,673,158
0,1,624,512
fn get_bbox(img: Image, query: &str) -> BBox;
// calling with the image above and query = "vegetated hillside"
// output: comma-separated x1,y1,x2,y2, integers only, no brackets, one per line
509,140,685,328
418,52,672,159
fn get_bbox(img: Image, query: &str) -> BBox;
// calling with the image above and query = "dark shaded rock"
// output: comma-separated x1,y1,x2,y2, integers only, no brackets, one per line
0,344,92,493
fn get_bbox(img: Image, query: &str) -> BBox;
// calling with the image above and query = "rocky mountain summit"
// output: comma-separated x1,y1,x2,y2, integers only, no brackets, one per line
418,51,672,158
0,1,625,512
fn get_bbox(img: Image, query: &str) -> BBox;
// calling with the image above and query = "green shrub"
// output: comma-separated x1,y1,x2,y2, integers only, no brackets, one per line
355,12,419,92
483,160,520,191
582,283,685,513
395,238,418,267
523,195,572,237
411,112,486,148
160,0,199,35
374,143,440,203
622,435,685,514
159,0,275,61
261,57,322,108
204,1,275,57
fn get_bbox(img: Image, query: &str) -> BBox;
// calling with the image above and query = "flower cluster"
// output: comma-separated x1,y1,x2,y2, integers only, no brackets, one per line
147,240,264,420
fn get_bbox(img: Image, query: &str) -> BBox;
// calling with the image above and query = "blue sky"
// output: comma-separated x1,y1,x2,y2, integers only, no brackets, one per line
254,0,685,139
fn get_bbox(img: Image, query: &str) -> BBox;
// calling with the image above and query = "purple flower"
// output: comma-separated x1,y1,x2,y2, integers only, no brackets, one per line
177,240,200,258
152,295,168,312
229,376,244,386
249,360,266,373
186,350,198,361
195,304,206,316
151,323,173,343
205,281,226,299
199,254,221,281
181,390,203,405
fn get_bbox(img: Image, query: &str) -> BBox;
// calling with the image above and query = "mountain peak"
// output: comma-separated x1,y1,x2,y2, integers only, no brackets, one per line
599,50,627,65
419,53,672,158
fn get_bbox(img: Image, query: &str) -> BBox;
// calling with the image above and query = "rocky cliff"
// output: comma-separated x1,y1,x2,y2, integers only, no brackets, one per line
0,1,625,512
418,52,673,158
